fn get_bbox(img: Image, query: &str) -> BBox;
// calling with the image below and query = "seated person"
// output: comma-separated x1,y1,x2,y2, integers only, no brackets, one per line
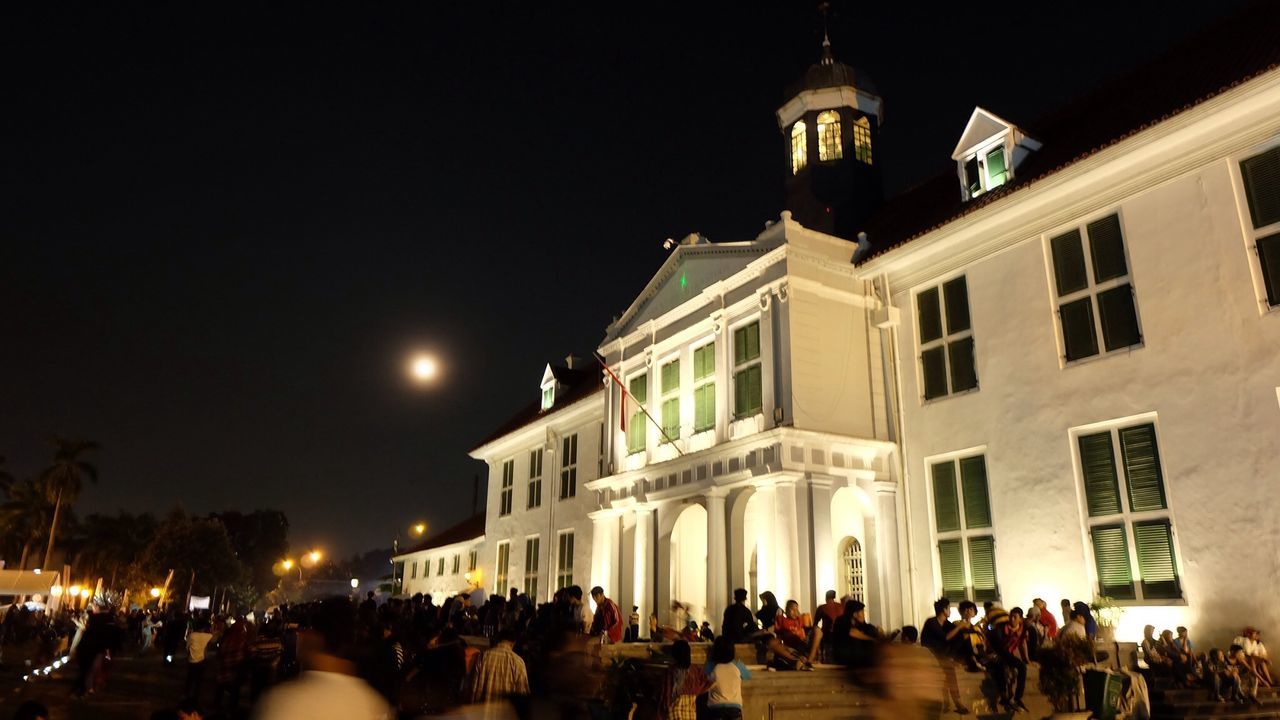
1141,625,1174,674
774,601,809,655
1202,648,1241,703
949,600,988,671
1160,628,1196,686
1232,627,1273,687
1228,644,1264,704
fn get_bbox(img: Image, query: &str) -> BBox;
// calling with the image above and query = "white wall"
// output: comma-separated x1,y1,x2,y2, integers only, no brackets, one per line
893,146,1280,646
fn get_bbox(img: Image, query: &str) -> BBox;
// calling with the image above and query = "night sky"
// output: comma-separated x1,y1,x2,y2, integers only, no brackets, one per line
1,2,1247,555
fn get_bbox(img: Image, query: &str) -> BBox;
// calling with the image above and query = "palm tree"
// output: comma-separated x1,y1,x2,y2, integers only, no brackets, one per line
74,512,157,590
40,437,99,570
0,477,57,569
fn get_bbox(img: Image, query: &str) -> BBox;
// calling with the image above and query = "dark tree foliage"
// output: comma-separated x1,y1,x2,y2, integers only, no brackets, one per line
210,509,291,597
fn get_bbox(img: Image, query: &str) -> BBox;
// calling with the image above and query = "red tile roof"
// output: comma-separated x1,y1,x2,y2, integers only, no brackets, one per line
858,1,1280,263
469,364,603,452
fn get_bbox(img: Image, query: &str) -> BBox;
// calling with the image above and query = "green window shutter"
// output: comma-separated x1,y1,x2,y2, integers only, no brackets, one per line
693,343,715,380
629,375,647,403
1051,229,1089,297
1119,424,1166,512
932,461,960,532
1133,520,1180,599
661,398,679,439
986,147,1008,188
1240,146,1280,229
959,456,992,529
1087,214,1128,282
948,336,978,393
693,384,715,432
1078,431,1122,517
1256,233,1280,307
942,277,971,334
734,323,760,365
921,346,948,400
917,287,943,343
661,361,680,394
938,539,966,600
1059,297,1099,361
1090,525,1136,600
968,536,999,602
733,365,762,418
1097,284,1141,351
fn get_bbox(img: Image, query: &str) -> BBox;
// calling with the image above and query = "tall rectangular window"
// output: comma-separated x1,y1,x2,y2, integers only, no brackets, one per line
468,550,477,572
693,342,716,432
733,321,763,418
917,276,978,400
559,433,578,499
499,459,514,516
410,561,418,579
1240,145,1280,308
556,531,575,590
527,448,543,509
627,374,648,453
424,559,430,578
931,454,998,602
438,557,445,576
1049,213,1142,361
495,541,510,596
524,536,540,599
660,360,680,441
452,554,460,574
1076,420,1180,601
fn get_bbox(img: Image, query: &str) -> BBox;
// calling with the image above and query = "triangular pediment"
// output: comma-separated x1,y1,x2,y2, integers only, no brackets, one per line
952,107,1015,159
540,364,557,388
604,242,768,342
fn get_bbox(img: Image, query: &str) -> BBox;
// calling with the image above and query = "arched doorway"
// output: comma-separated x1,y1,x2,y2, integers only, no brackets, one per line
669,504,708,625
837,536,865,602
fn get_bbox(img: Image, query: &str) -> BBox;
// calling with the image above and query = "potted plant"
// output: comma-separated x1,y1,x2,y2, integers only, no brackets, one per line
1090,596,1123,644
1038,635,1093,719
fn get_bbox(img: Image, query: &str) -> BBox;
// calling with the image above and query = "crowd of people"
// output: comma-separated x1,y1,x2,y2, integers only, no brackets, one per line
1,585,1274,719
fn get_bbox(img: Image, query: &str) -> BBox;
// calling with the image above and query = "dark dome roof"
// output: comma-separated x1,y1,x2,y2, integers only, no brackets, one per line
786,39,879,98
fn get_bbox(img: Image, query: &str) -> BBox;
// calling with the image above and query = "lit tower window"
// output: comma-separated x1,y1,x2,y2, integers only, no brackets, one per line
790,120,807,174
817,110,843,161
853,116,872,164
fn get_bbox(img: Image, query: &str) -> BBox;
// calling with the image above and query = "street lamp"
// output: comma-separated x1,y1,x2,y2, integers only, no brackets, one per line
412,522,426,537
350,578,359,589
308,550,322,564
150,587,162,599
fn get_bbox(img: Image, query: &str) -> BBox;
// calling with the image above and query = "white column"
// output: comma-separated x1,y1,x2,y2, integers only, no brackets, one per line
759,292,776,429
773,477,801,603
751,482,776,607
714,314,730,444
873,479,904,630
590,511,619,601
633,507,654,628
705,489,728,625
809,478,836,602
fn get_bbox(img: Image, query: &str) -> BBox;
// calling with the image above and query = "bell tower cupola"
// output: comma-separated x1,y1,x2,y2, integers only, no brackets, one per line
776,33,884,239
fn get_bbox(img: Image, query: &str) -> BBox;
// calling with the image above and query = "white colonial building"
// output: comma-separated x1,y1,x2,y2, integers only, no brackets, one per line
395,513,485,600
412,6,1280,646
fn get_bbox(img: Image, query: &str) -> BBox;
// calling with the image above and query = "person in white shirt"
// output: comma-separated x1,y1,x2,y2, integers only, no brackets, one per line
253,598,392,720
1060,610,1088,641
704,636,752,719
1233,627,1274,686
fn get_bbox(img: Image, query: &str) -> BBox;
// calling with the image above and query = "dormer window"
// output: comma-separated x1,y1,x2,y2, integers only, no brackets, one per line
952,107,1041,202
790,120,808,174
853,116,872,164
540,384,555,410
817,110,842,161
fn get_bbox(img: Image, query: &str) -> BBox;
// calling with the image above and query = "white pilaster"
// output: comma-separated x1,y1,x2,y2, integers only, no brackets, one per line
873,479,903,630
773,477,801,603
809,478,836,602
633,507,654,627
705,488,728,625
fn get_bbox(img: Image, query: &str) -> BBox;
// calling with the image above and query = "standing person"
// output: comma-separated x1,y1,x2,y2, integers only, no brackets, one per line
214,618,249,714
465,629,530,704
997,607,1029,712
705,636,752,719
252,598,392,719
70,611,87,657
71,607,111,698
721,589,757,644
588,587,624,644
185,618,214,700
1060,599,1072,629
662,639,711,720
921,597,969,714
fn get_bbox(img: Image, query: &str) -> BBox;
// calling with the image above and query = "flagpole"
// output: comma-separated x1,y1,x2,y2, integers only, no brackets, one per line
595,354,684,456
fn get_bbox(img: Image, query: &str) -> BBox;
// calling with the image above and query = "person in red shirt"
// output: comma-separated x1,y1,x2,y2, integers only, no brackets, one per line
589,587,624,644
769,600,814,670
807,590,845,664
1031,598,1057,638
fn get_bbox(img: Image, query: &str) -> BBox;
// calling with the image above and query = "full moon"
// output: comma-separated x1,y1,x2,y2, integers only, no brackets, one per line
411,355,439,381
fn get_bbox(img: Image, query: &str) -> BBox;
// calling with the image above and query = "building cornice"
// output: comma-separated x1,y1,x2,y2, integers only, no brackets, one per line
393,534,485,562
468,388,604,461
